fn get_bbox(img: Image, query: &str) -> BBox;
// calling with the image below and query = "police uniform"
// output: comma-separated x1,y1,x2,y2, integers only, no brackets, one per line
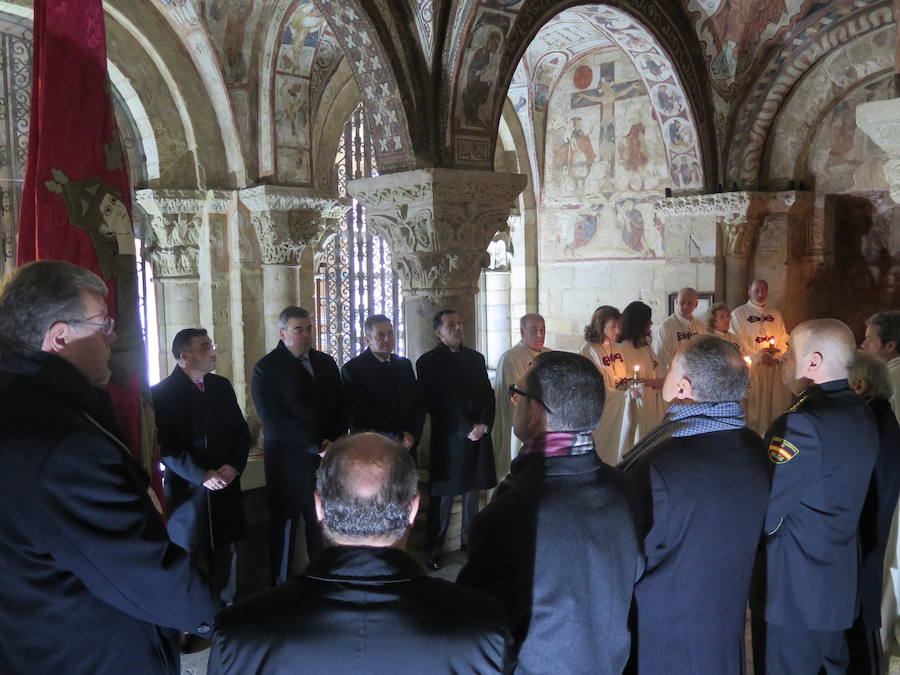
751,380,878,674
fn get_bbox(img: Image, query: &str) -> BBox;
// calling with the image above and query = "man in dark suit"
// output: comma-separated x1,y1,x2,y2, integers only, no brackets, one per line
152,328,250,607
458,351,643,674
416,309,496,569
847,351,900,675
208,433,511,674
252,306,346,585
619,335,770,674
341,314,424,456
752,319,879,674
0,261,219,674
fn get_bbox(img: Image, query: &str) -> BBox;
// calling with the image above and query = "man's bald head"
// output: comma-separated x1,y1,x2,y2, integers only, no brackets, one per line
675,287,699,320
315,433,419,546
784,319,856,389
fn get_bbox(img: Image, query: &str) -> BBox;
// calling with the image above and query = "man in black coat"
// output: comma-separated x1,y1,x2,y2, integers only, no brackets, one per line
252,305,346,584
847,351,900,675
416,309,496,569
0,261,219,675
619,335,770,674
752,319,879,674
208,433,511,674
152,328,250,606
341,314,424,455
458,351,643,674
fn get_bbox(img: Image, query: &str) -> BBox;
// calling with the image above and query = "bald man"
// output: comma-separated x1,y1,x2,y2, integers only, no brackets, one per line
751,319,878,675
209,433,511,673
654,287,705,376
730,279,792,434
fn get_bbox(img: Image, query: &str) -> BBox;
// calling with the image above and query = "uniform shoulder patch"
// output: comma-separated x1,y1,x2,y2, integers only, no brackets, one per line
768,436,799,464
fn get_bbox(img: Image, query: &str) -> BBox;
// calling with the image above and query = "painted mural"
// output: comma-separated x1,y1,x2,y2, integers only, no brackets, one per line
203,0,264,84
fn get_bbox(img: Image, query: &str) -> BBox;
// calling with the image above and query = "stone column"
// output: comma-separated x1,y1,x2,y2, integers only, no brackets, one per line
348,169,526,363
136,190,206,381
857,98,900,204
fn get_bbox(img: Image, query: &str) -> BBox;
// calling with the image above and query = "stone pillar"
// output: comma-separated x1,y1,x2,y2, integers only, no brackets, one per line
857,98,900,204
348,169,526,364
137,190,206,381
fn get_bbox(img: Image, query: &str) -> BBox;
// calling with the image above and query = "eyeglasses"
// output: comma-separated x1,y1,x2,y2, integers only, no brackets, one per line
190,343,217,352
65,314,116,337
509,384,553,414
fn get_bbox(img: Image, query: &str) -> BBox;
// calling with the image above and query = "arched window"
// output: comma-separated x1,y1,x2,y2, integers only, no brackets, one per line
315,103,404,365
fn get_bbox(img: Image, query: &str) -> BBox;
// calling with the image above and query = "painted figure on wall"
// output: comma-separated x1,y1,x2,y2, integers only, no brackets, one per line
207,0,253,83
462,31,502,127
701,0,788,82
620,122,649,173
569,117,596,193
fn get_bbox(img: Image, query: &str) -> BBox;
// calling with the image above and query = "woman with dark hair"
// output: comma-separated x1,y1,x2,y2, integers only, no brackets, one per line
580,306,628,464
617,301,666,450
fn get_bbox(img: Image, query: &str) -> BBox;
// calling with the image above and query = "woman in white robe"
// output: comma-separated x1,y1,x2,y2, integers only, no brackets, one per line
617,301,666,454
706,302,742,351
580,306,629,465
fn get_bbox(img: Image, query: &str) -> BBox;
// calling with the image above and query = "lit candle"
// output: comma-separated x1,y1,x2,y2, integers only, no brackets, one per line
769,338,776,348
743,356,752,367
633,364,640,379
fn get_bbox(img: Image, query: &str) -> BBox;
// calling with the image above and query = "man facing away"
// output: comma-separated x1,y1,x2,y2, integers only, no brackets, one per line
416,309,496,569
208,433,511,674
862,310,900,421
654,287,705,375
730,279,793,434
340,314,424,457
152,328,250,608
252,306,346,585
492,313,551,480
619,335,770,674
751,319,878,674
0,261,219,675
458,351,643,674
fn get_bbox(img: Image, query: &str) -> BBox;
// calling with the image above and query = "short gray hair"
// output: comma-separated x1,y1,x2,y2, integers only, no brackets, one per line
0,261,107,353
677,335,748,403
520,313,544,333
316,433,418,543
278,305,310,330
850,350,892,400
867,311,900,348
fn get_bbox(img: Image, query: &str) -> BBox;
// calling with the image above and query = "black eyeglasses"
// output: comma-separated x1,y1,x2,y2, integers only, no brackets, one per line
509,384,553,414
65,315,116,337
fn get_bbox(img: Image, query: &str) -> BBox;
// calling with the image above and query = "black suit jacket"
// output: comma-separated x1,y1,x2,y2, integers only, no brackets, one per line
252,342,346,513
416,343,496,494
341,348,425,443
208,546,512,674
0,352,219,675
458,451,643,674
753,380,878,630
151,366,250,552
622,428,770,675
858,396,900,629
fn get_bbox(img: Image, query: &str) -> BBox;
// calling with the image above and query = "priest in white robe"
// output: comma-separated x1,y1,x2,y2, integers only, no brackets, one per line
729,279,792,435
491,314,551,479
618,301,666,453
654,287,706,376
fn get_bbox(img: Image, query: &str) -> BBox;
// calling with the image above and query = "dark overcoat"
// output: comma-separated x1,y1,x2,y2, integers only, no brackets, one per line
340,348,425,442
151,366,250,551
208,546,512,674
0,352,219,675
622,427,770,675
416,343,496,495
458,451,643,674
251,342,345,514
752,380,878,631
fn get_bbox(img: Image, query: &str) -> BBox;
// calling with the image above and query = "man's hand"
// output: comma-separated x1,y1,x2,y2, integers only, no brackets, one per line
467,424,487,442
401,432,415,449
761,352,780,367
217,465,239,486
202,470,227,490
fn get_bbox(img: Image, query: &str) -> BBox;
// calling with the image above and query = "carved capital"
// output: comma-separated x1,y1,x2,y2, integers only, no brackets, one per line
348,169,526,296
238,185,348,220
252,209,325,265
720,220,757,257
136,189,207,278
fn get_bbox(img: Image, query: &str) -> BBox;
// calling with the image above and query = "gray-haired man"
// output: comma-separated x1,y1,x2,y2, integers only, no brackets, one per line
209,433,511,674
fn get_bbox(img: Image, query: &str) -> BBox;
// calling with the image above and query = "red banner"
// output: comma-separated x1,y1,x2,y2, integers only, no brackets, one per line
17,0,162,501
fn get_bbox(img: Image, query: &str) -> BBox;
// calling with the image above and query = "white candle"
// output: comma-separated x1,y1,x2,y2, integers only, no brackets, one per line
769,338,776,348
743,356,752,366
633,364,640,378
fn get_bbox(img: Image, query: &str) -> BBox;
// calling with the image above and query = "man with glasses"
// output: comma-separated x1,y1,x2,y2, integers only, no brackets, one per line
152,328,250,618
458,351,642,673
0,261,219,673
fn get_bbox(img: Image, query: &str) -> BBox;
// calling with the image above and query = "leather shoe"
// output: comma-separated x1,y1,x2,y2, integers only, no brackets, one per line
427,555,442,570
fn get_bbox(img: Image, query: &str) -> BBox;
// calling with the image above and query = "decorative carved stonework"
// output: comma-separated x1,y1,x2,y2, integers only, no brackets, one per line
348,169,526,302
721,220,756,257
856,98,900,203
654,192,753,218
136,189,209,278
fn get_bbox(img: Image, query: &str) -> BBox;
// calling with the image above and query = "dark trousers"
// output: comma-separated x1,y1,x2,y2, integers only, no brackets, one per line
193,543,238,606
426,490,480,553
752,615,849,675
269,504,323,585
846,617,884,675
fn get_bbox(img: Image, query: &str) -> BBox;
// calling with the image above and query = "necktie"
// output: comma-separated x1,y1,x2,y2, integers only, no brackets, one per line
194,380,205,392
298,354,315,378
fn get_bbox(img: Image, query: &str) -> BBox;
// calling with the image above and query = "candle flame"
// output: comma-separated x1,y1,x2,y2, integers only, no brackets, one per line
633,365,640,372
743,356,752,366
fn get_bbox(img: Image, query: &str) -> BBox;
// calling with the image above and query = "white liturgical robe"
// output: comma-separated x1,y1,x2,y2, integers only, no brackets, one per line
618,340,666,454
729,301,792,435
491,340,550,479
581,341,630,465
654,312,705,376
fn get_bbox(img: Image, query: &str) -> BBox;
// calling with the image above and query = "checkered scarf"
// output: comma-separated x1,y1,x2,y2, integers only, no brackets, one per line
618,401,745,471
